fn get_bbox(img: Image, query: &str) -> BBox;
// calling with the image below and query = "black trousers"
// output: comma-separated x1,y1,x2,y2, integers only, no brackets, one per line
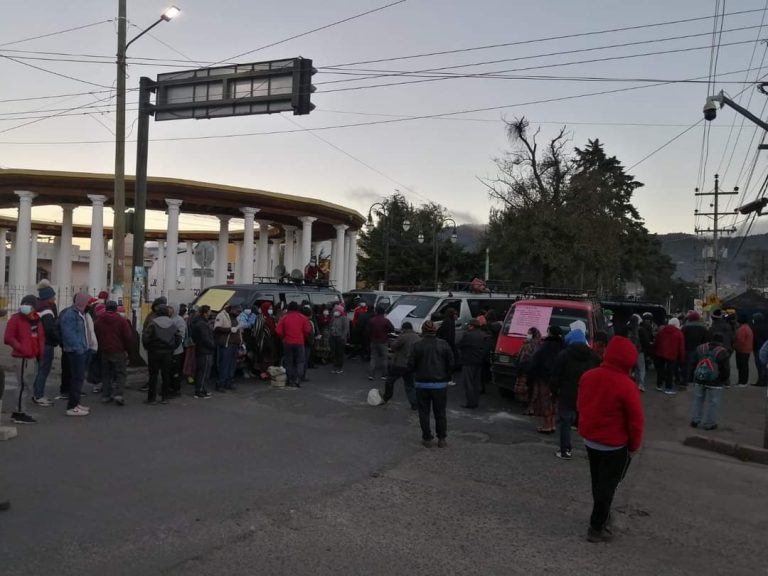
60,352,70,395
461,364,482,407
147,350,173,402
654,358,676,390
586,446,631,531
383,365,416,405
330,336,346,370
194,353,213,394
416,387,447,441
735,352,750,385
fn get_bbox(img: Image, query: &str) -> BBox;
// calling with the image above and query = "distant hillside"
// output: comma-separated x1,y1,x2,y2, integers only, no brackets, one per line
657,232,768,290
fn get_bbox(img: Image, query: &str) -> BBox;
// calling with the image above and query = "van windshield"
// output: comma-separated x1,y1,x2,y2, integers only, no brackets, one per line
193,287,252,312
503,304,590,338
388,295,439,319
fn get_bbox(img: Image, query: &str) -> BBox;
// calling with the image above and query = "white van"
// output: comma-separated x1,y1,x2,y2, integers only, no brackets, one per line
386,291,519,343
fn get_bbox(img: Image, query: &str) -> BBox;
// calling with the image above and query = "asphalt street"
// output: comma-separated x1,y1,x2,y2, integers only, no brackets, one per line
1,358,766,576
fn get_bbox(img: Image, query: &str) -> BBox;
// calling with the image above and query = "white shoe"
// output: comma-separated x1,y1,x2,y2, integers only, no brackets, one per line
638,384,646,392
32,397,54,407
76,404,90,413
66,406,90,417
448,381,457,387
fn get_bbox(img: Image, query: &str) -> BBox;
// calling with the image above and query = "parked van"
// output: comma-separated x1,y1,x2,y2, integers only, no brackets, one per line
386,291,519,343
192,282,341,313
492,298,606,395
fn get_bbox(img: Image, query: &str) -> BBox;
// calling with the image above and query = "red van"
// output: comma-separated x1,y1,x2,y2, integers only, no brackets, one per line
492,298,606,396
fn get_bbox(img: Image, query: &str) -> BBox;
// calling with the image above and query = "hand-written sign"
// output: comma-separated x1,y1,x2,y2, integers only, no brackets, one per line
508,305,553,337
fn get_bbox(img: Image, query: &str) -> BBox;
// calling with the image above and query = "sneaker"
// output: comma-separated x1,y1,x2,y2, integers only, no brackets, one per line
703,423,718,431
0,500,10,512
437,439,447,448
380,376,387,381
421,438,434,448
654,386,664,392
368,376,374,381
32,396,54,407
66,406,89,417
664,389,677,396
101,397,114,404
194,392,213,399
638,384,646,392
448,381,457,387
555,450,573,460
114,396,125,406
92,385,102,394
11,412,36,424
139,385,149,392
737,383,749,388
690,420,699,428
76,404,90,413
55,393,69,400
587,526,613,543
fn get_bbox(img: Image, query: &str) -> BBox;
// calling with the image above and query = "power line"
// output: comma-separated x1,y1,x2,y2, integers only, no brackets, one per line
0,93,115,137
627,120,704,171
0,19,113,48
325,7,768,68
0,54,113,89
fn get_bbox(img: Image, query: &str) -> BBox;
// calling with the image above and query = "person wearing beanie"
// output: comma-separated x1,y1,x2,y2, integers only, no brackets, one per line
32,279,58,407
692,333,730,430
408,320,454,448
142,304,181,404
654,318,685,395
577,336,644,543
734,314,754,387
58,292,93,416
4,295,45,424
551,328,600,460
709,309,735,360
682,311,709,386
93,301,132,406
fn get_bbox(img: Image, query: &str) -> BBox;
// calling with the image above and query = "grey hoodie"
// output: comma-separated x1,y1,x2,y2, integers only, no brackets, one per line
142,316,179,352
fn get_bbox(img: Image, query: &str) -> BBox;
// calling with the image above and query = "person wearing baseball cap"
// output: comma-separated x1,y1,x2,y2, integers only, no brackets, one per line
408,320,454,448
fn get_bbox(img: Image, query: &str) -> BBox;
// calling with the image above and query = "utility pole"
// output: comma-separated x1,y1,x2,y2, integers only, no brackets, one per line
113,0,127,297
694,174,738,297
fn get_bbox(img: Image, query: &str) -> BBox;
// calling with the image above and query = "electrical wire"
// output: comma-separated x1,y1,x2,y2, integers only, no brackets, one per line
0,54,113,89
0,93,115,137
627,120,704,171
0,19,113,48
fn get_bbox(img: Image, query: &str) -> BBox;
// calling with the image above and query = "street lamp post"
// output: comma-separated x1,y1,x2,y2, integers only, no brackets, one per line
367,201,411,289
418,216,457,290
113,3,180,300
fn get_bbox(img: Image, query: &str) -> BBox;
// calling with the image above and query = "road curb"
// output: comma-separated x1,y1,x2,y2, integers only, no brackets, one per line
683,435,768,465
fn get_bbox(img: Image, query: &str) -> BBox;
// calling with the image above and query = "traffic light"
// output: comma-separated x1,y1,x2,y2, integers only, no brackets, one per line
292,57,317,115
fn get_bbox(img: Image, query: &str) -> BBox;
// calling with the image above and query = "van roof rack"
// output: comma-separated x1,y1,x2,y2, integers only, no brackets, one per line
249,276,336,289
449,280,520,296
522,286,597,301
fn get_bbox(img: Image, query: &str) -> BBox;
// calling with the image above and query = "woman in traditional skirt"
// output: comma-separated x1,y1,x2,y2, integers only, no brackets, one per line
527,325,564,433
514,327,541,408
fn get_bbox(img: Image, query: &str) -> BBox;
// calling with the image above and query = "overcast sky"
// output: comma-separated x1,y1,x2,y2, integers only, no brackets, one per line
2,0,768,237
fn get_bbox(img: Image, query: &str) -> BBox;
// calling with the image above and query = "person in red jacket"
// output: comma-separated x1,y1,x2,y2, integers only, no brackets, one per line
94,301,133,406
654,317,686,395
276,301,312,388
733,314,754,386
4,295,45,424
577,335,644,543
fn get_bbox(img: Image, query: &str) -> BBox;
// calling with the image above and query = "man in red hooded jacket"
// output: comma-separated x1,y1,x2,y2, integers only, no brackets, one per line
577,335,644,543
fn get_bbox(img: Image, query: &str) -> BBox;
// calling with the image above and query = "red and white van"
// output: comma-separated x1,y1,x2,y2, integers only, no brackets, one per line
492,298,606,395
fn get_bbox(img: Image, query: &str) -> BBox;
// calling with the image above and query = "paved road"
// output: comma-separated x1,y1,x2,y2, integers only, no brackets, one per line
1,358,766,575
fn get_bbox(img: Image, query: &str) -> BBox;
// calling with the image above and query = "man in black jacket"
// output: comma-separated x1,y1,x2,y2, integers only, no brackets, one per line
682,311,709,385
409,320,454,448
551,328,600,459
458,319,488,409
141,305,180,405
436,307,458,369
32,280,58,407
190,305,214,399
751,313,768,386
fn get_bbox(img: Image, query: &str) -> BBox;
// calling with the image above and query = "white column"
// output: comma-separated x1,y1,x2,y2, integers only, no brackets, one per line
156,241,166,296
29,231,39,287
283,225,296,275
333,224,348,290
234,242,243,283
184,240,194,291
299,217,317,271
241,207,258,284
269,240,279,275
0,228,7,290
344,235,351,292
257,220,271,277
87,194,107,294
59,204,74,297
164,199,182,297
14,191,36,291
51,237,61,287
347,230,358,292
216,216,230,284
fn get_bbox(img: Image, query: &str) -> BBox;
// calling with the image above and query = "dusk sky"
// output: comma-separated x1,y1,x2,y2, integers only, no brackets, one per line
2,0,768,237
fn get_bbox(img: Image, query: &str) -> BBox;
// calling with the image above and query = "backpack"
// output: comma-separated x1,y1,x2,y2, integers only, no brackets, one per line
694,345,722,382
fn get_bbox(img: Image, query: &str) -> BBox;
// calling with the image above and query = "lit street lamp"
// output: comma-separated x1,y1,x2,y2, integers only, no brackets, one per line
417,216,457,290
113,3,180,301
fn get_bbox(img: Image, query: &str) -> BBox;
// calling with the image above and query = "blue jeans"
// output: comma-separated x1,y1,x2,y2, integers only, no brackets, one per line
691,384,723,427
558,404,576,452
283,344,306,386
634,352,646,387
33,344,55,399
217,345,237,389
66,352,88,410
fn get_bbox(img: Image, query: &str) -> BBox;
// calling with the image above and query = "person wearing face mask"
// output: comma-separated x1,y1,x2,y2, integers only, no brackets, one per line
329,304,349,374
315,305,333,365
4,295,45,424
32,279,58,407
253,301,278,378
58,292,94,417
